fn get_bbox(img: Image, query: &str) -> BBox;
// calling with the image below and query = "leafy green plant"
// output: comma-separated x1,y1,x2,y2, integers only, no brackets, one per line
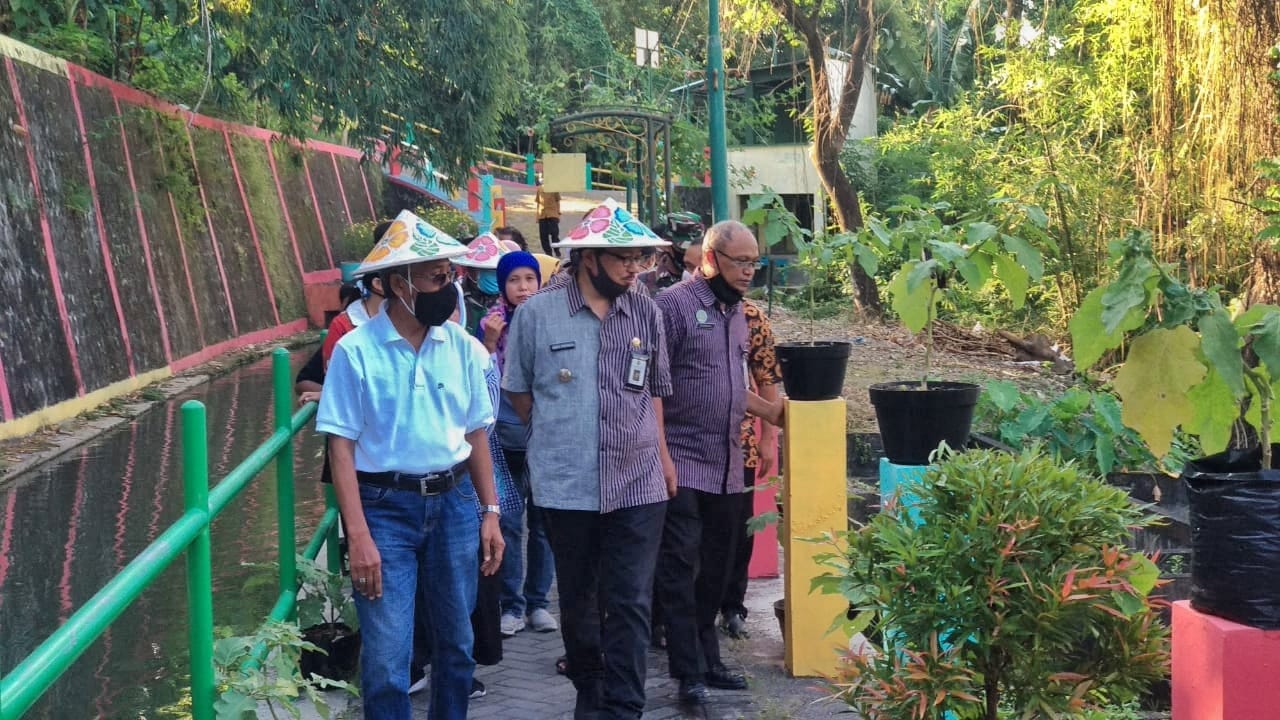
338,220,381,264
975,382,1160,477
416,203,478,239
213,621,356,720
243,555,358,633
1069,230,1280,466
816,446,1168,720
844,196,1050,386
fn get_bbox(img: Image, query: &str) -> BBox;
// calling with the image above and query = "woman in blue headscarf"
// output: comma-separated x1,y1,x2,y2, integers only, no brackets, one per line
479,252,559,638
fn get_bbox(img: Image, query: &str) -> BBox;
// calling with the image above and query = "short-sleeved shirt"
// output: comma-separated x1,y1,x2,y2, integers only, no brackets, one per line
655,276,750,495
503,275,673,513
739,301,782,469
316,310,494,474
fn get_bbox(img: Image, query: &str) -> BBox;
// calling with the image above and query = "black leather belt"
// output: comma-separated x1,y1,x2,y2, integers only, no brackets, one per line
357,463,465,496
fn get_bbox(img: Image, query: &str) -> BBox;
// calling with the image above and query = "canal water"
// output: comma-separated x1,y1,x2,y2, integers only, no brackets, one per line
0,348,328,719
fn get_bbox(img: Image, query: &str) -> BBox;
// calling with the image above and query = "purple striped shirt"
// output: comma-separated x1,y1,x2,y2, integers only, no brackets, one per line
655,276,749,495
503,272,673,513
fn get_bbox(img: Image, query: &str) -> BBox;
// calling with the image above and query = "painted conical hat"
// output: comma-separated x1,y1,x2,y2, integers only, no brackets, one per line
355,210,468,276
553,198,670,249
452,233,509,269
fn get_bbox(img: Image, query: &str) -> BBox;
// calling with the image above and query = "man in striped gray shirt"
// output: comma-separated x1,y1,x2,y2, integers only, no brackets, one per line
654,220,784,705
502,200,677,720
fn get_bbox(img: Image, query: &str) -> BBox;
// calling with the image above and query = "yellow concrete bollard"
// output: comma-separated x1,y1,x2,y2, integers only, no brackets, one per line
783,397,851,677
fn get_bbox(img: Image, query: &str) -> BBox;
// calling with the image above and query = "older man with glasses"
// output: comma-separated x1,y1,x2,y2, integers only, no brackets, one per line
653,220,783,705
503,199,677,720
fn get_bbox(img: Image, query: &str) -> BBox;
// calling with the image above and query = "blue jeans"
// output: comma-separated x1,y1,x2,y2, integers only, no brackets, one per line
353,475,480,720
498,448,554,616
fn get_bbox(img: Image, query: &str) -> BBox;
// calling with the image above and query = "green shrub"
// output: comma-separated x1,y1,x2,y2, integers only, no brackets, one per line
415,203,478,238
338,220,381,263
817,447,1168,720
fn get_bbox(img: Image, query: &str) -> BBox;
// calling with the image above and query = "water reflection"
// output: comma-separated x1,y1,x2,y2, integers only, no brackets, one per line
0,349,327,719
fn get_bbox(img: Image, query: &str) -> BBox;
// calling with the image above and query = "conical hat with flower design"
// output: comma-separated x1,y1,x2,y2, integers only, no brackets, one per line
453,233,509,269
355,210,469,276
553,198,670,249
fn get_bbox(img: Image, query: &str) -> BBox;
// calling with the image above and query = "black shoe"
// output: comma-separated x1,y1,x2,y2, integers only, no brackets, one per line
721,612,749,639
705,664,748,690
678,678,710,705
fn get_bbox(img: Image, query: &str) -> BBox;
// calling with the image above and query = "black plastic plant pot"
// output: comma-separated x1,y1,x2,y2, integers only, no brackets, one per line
776,341,852,401
868,381,980,466
1182,446,1280,629
300,623,361,681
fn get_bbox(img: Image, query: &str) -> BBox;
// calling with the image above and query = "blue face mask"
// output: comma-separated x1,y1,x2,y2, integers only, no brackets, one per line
478,270,499,296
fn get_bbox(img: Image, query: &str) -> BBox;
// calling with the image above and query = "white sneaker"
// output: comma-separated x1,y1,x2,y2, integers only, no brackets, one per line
470,679,487,699
528,607,559,633
500,612,526,636
408,671,428,695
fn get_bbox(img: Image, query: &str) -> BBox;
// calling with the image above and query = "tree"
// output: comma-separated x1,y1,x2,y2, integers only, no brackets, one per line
737,0,882,310
240,0,528,182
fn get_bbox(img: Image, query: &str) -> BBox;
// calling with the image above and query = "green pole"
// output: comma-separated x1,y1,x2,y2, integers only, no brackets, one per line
182,400,216,720
708,0,730,222
525,153,536,185
626,180,633,213
586,161,593,191
325,485,342,573
273,348,297,618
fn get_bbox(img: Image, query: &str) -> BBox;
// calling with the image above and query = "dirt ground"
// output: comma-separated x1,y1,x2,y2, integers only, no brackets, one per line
764,305,1075,432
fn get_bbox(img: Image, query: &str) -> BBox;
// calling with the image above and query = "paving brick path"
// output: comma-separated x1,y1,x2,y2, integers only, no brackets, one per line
395,576,846,719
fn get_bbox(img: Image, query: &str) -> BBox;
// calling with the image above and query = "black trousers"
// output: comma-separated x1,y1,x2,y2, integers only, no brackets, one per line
722,467,757,618
538,218,560,255
657,486,746,680
544,501,667,720
412,545,503,670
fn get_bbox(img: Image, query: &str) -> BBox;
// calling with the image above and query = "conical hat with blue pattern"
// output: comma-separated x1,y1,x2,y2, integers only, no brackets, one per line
355,210,469,276
553,198,670,249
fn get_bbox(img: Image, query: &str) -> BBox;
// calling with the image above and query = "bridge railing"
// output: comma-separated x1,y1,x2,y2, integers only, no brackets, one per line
0,348,340,720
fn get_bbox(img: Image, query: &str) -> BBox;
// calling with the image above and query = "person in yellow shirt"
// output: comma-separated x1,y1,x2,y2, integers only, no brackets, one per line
535,181,561,256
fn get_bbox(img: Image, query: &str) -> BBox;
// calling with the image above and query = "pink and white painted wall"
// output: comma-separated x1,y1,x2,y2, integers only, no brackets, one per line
0,35,381,439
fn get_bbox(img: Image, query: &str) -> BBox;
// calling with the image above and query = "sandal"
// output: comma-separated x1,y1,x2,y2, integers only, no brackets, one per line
555,656,568,675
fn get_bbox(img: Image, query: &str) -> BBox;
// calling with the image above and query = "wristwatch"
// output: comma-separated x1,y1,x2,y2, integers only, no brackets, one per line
482,504,502,516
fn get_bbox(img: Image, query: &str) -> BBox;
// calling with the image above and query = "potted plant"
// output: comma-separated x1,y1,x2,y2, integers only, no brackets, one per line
1070,230,1280,629
814,446,1169,720
294,555,361,681
244,555,361,681
742,189,853,401
850,196,1050,464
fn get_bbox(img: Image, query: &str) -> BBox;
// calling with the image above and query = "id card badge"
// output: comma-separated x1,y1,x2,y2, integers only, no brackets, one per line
626,352,650,391
742,354,751,391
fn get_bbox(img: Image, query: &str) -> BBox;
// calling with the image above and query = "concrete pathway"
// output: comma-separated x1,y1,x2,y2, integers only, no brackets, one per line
498,186,625,250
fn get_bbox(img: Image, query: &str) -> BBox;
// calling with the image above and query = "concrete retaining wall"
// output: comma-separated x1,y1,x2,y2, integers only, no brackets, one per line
0,35,383,439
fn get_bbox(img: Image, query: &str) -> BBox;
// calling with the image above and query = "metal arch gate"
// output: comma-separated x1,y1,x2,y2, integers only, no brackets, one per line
548,108,673,226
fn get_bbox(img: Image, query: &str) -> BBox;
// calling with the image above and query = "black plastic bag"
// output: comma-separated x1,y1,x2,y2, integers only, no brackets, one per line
1182,445,1280,629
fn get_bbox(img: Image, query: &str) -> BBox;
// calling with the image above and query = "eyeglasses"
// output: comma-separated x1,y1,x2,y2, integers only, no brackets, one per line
601,250,657,271
409,267,455,291
713,249,763,271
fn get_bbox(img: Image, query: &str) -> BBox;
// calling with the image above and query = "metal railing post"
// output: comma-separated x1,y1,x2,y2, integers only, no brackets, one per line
273,348,297,616
182,400,216,720
525,153,536,185
325,484,342,573
585,162,593,191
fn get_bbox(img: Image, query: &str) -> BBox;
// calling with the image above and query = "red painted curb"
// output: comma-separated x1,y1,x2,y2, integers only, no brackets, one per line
169,319,309,374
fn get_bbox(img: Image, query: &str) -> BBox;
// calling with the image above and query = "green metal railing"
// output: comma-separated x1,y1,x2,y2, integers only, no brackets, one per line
0,348,340,720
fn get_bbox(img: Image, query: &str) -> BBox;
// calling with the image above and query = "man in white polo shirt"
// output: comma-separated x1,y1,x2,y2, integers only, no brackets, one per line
317,210,505,720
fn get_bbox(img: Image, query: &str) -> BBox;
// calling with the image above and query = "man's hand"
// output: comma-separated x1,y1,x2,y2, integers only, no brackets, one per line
298,390,321,405
347,533,382,599
661,451,678,498
480,514,505,575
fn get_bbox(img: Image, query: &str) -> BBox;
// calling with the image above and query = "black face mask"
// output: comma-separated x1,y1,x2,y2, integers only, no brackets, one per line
706,273,743,305
400,283,457,328
586,262,630,300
